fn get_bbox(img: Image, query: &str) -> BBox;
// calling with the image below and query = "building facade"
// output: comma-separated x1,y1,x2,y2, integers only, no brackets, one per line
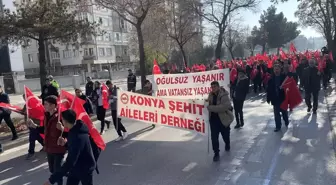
16,0,135,78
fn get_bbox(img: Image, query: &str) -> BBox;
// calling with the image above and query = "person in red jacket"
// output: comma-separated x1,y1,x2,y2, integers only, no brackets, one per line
28,95,67,185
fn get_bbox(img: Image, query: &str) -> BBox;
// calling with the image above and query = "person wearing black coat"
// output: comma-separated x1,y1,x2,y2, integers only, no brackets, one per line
302,59,321,114
75,89,93,115
0,85,18,140
127,69,137,92
40,79,59,104
46,110,96,185
85,77,94,99
267,64,289,132
232,71,250,129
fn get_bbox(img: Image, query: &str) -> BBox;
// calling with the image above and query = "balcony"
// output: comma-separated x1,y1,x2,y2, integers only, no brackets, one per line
83,55,97,60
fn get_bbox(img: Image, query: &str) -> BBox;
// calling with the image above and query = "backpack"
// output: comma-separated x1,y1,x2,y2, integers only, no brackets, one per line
89,136,101,174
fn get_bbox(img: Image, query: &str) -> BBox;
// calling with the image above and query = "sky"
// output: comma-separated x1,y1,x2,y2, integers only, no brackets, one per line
241,0,321,38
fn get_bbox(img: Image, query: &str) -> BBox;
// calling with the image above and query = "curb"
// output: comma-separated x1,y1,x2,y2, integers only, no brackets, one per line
325,75,336,156
1,112,111,151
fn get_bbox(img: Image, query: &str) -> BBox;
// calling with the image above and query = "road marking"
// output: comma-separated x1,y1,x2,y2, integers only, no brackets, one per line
263,136,286,185
26,162,48,172
120,126,164,148
182,162,197,172
0,143,29,157
0,167,13,174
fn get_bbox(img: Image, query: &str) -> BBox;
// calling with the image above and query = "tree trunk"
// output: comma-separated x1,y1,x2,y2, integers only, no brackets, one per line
136,24,146,88
229,48,234,59
215,30,224,59
178,44,187,68
38,34,47,93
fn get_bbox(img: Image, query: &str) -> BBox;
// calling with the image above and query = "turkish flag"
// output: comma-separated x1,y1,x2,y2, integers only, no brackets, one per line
280,77,302,110
0,103,22,113
230,68,238,83
101,84,110,110
152,59,162,75
72,97,106,150
216,59,223,69
24,86,45,121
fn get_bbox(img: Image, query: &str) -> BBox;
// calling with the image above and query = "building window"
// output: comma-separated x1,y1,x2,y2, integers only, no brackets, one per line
97,35,103,41
120,19,125,29
28,54,33,62
99,48,105,56
115,33,120,41
63,50,72,58
51,51,60,59
106,48,112,56
84,48,89,56
123,48,128,55
89,48,94,56
73,49,79,57
103,18,109,27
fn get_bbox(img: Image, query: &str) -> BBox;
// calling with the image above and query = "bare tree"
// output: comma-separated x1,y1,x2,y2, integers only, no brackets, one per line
96,0,161,87
160,0,200,67
189,0,260,59
295,0,334,52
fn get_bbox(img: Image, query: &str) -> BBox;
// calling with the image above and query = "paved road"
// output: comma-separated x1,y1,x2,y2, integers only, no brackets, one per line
0,91,335,185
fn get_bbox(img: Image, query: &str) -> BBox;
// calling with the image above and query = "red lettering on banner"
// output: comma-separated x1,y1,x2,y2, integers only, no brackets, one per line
193,86,212,96
156,89,167,96
168,101,204,115
156,76,188,85
161,114,205,133
192,73,225,84
130,95,165,108
120,107,158,123
167,88,193,96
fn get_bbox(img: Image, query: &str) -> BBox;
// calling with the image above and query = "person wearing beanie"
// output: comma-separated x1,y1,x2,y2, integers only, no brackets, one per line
27,95,66,185
45,110,96,185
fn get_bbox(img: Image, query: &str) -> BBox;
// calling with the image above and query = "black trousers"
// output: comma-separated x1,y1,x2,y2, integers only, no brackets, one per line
305,90,319,111
111,110,127,136
96,106,107,132
66,172,93,185
210,120,230,154
28,128,44,154
253,79,262,93
233,99,245,125
128,87,135,92
273,104,289,129
47,153,64,185
0,113,17,137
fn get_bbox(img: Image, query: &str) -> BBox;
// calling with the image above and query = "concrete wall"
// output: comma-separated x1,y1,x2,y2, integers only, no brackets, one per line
14,75,84,94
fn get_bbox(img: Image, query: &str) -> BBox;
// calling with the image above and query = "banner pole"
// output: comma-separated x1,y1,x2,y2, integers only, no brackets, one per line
24,85,29,122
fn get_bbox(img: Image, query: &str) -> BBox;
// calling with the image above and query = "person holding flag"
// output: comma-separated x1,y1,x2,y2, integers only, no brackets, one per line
22,94,44,160
267,64,289,132
91,81,111,135
44,110,96,185
106,80,128,141
0,85,18,140
27,96,67,185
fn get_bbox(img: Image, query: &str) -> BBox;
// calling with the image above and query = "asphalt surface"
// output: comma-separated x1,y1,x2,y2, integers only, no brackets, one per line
0,89,335,185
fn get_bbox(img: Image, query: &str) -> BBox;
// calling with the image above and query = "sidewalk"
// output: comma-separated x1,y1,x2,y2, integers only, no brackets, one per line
324,77,336,152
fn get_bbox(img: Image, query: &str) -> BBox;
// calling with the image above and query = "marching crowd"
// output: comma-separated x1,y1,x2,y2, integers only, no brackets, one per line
0,46,334,183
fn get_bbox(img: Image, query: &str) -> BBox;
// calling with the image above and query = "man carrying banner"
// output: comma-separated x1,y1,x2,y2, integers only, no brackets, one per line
207,81,234,162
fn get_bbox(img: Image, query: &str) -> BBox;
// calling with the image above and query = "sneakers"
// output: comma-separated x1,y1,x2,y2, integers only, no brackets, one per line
307,107,312,112
313,110,317,115
25,153,35,160
122,132,128,140
100,131,105,135
274,128,281,132
115,136,123,141
225,145,230,152
213,153,220,162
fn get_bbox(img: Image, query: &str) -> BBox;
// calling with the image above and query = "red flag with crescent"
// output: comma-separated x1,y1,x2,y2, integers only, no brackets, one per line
101,84,110,110
72,96,106,150
24,86,45,121
152,59,162,75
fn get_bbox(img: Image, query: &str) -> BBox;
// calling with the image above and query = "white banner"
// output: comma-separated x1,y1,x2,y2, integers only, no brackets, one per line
153,69,230,99
117,90,209,135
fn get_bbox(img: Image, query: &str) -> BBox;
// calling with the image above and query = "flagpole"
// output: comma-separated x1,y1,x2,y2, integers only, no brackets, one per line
58,87,64,139
24,85,29,122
